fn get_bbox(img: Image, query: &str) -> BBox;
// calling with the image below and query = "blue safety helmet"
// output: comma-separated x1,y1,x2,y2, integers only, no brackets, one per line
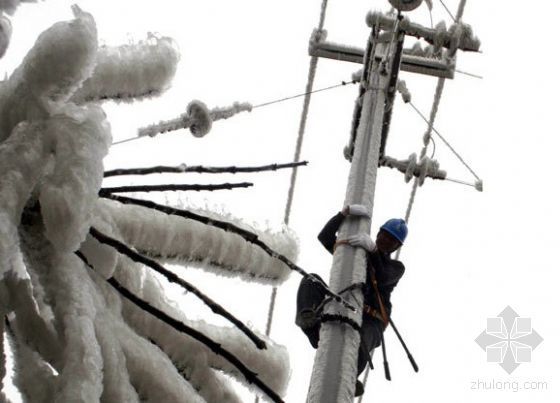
380,218,408,244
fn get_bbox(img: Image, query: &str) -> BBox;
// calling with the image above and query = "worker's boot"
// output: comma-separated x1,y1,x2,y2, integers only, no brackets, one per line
354,380,364,397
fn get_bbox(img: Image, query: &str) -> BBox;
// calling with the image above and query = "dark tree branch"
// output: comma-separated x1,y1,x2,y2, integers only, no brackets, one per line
104,161,309,177
88,228,267,350
99,194,359,313
75,251,283,403
99,182,253,195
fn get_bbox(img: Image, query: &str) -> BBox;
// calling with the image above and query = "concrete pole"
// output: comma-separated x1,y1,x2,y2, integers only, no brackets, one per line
306,19,405,403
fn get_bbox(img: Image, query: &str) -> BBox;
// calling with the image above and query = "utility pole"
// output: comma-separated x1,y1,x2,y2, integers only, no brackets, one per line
306,1,479,402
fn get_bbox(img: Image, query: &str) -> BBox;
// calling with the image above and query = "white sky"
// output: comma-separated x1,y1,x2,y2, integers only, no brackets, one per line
3,0,560,402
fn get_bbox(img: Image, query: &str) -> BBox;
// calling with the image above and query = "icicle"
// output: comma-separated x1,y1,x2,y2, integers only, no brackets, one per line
72,35,180,103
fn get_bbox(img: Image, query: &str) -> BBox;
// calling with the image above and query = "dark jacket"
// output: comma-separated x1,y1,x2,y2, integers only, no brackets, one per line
317,212,405,317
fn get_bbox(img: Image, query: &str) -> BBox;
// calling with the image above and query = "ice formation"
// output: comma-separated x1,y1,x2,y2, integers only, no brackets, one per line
137,100,253,139
0,7,295,402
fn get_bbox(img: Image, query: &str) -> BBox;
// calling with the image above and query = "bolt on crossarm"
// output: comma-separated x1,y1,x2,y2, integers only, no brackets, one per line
306,14,406,403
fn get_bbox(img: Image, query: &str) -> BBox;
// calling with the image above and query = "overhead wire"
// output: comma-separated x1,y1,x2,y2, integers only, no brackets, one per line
111,80,357,147
409,101,481,181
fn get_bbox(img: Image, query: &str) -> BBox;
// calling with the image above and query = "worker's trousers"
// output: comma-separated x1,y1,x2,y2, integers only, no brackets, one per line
295,274,384,376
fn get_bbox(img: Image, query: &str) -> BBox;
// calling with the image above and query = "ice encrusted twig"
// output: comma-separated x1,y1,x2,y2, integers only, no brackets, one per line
100,197,296,284
100,194,358,312
99,182,253,195
76,251,283,403
103,161,308,177
88,227,267,350
72,34,180,103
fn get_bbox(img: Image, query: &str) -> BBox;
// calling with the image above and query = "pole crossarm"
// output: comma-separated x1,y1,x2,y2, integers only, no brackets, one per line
310,38,454,79
366,11,480,53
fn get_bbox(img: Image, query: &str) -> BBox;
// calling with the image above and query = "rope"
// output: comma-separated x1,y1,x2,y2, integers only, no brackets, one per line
258,1,330,402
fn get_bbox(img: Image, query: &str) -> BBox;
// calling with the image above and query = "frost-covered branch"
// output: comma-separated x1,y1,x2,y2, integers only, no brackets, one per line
100,194,356,312
113,258,289,402
99,182,253,195
100,197,296,284
77,251,282,402
102,194,259,241
104,161,308,177
137,101,252,139
105,277,283,403
5,317,58,403
88,227,267,350
0,6,97,141
72,35,180,103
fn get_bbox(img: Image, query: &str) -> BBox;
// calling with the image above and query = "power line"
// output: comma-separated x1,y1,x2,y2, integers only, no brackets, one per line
439,0,457,22
252,80,357,110
455,68,483,79
409,101,481,181
112,80,358,147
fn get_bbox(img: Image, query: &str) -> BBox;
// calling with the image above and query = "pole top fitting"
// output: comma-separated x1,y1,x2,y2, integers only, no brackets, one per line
388,0,424,12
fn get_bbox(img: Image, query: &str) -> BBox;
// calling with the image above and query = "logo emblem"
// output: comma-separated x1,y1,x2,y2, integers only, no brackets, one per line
475,306,543,374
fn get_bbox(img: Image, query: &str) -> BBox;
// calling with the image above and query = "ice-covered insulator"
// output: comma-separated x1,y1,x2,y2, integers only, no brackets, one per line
187,100,212,137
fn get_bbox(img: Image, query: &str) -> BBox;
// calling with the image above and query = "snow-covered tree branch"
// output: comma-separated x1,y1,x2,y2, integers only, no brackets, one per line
0,6,297,402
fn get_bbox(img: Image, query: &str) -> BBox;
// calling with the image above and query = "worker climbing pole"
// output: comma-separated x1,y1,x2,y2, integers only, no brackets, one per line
306,1,480,402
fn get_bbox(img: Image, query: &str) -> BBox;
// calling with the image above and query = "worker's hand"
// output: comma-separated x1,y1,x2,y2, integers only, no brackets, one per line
347,233,375,252
342,204,370,217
